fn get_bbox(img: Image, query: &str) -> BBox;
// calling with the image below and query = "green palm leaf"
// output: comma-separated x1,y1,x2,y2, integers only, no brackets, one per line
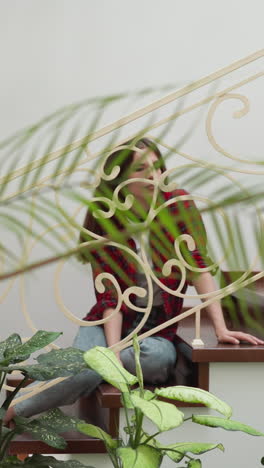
0,84,263,333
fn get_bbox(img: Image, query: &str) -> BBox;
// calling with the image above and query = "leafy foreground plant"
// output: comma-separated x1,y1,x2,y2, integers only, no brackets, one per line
1,332,263,468
78,336,264,468
0,331,94,468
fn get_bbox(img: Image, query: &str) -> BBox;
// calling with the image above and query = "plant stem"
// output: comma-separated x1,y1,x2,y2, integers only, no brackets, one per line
139,431,161,445
0,429,17,461
2,374,28,410
106,447,119,468
157,446,193,460
133,408,144,448
121,393,133,445
0,372,7,444
0,374,29,457
0,372,7,393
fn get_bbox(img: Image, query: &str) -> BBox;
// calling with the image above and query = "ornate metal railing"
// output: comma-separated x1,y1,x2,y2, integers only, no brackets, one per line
1,49,263,404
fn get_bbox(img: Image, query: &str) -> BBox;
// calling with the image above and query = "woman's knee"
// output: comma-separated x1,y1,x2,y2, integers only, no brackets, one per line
141,337,176,362
121,337,176,384
72,325,107,351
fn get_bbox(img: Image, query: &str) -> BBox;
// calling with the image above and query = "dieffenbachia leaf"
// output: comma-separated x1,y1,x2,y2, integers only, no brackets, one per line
83,346,138,391
0,334,22,364
0,426,11,438
36,347,87,373
14,415,67,449
36,408,84,432
3,331,62,364
192,415,264,436
130,394,184,431
122,389,155,409
117,445,162,468
161,441,224,462
0,408,6,419
77,422,118,449
13,408,86,450
8,347,87,380
0,456,24,468
155,386,232,418
187,460,202,468
0,454,95,467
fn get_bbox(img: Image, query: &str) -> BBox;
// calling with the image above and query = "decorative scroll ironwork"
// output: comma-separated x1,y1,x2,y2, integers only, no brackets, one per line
0,49,263,404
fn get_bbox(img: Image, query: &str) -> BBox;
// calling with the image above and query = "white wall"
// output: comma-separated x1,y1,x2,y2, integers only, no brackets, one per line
1,0,263,134
0,2,264,465
0,2,263,344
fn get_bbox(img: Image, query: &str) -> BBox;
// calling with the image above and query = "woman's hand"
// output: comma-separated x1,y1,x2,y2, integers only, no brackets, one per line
192,272,264,346
216,328,264,345
3,407,16,427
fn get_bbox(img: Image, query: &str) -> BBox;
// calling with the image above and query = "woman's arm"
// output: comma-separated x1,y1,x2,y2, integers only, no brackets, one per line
103,308,123,363
192,272,264,345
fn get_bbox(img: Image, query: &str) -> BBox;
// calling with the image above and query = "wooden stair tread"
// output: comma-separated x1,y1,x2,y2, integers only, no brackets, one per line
8,395,116,455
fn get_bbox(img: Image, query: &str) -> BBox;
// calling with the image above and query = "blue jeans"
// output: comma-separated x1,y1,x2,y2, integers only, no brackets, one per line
15,325,177,417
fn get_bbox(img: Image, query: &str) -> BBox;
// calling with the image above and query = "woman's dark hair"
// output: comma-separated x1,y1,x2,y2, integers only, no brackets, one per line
79,137,166,258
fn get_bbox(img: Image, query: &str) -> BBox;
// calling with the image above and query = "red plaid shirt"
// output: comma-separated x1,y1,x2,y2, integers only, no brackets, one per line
83,189,213,341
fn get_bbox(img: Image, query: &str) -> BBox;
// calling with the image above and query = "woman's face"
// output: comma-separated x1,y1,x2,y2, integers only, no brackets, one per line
127,149,162,209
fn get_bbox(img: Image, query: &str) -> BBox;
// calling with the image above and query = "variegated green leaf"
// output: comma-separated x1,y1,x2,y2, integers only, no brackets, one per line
15,408,87,454
0,454,95,467
83,346,138,391
4,331,62,364
0,407,6,419
77,422,118,449
5,363,69,380
0,456,24,468
188,460,202,468
117,445,162,468
162,442,224,462
122,389,155,409
192,415,264,436
1,425,11,438
14,415,66,449
121,392,134,409
0,334,22,363
36,408,84,432
9,347,87,380
37,347,87,372
130,394,184,431
139,431,161,448
155,386,232,418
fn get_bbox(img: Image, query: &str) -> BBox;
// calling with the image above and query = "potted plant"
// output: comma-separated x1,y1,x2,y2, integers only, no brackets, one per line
0,330,94,467
77,335,264,468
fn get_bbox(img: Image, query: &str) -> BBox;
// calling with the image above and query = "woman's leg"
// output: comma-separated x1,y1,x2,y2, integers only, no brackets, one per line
14,325,106,418
120,336,176,384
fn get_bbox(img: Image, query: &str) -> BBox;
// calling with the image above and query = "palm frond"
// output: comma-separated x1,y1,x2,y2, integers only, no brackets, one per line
0,82,263,334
